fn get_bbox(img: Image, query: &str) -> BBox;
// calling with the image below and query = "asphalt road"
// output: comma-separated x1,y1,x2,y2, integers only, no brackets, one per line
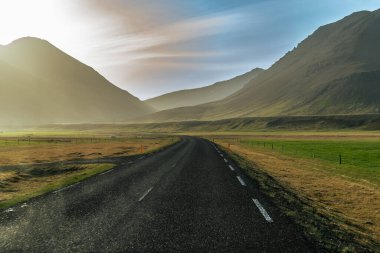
0,137,314,252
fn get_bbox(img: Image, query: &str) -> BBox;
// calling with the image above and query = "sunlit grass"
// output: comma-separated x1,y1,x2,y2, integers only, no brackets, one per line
0,130,179,208
0,135,178,165
240,139,380,185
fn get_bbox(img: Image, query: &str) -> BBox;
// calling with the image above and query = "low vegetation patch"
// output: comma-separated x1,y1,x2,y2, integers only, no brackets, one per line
0,130,179,209
0,163,115,209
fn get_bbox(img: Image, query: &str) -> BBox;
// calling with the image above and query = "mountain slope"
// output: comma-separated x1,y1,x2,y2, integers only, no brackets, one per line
140,9,380,122
0,37,154,126
144,68,264,111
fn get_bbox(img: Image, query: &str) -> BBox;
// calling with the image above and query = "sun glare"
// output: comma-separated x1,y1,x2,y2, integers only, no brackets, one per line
0,0,100,70
0,0,86,51
0,0,54,44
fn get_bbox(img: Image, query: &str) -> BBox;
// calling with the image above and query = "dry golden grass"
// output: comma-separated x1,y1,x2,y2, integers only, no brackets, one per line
215,139,380,247
0,135,178,208
0,164,114,207
0,171,17,181
0,138,174,165
198,131,380,141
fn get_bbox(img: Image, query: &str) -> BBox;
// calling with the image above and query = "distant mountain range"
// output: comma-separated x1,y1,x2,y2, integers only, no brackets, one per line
0,37,154,126
1,9,379,126
144,68,263,111
140,9,380,122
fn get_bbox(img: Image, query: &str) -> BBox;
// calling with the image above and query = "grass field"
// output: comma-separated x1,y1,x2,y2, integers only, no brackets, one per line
0,134,176,165
239,139,380,185
0,130,178,209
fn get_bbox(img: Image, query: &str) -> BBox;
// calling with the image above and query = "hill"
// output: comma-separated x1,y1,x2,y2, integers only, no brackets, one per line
140,9,380,122
42,114,380,132
144,68,264,111
0,37,154,126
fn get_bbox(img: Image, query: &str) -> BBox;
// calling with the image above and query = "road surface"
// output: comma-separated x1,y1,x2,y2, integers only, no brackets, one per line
0,137,314,252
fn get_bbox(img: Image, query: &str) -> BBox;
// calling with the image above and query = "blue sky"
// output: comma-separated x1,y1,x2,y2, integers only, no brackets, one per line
1,0,380,99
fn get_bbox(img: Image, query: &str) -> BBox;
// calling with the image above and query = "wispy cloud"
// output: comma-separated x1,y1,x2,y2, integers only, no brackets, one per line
76,0,244,98
84,3,239,66
1,0,378,99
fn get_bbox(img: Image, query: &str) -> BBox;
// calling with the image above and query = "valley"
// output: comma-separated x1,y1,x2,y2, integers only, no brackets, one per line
0,4,379,253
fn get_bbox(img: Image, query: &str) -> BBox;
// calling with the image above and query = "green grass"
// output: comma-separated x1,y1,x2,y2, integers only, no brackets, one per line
241,139,380,185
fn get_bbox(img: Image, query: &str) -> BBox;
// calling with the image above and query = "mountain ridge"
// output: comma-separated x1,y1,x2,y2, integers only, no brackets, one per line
137,9,380,123
144,68,264,111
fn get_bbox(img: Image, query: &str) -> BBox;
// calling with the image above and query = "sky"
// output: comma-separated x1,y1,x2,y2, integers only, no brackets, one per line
0,0,379,99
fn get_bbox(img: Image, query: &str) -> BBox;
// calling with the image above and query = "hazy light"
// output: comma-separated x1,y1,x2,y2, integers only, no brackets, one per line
1,0,379,99
1,1,69,44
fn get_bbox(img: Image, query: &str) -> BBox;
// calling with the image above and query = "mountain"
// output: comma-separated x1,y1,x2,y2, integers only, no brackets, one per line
140,9,380,122
144,68,264,111
0,37,154,126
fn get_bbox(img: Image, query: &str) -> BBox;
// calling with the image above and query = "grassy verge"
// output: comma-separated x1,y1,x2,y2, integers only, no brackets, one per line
0,163,115,209
206,133,379,252
0,130,180,209
238,139,380,185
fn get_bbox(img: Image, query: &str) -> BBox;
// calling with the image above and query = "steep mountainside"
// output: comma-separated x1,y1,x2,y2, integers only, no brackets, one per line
144,68,264,110
0,37,154,126
140,9,380,122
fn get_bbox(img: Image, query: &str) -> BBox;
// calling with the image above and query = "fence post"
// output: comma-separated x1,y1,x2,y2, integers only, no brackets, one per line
339,153,342,164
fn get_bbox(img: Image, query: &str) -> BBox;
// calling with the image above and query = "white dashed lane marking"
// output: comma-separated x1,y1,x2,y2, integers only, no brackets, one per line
53,182,79,194
138,187,153,202
211,142,273,223
236,176,246,186
252,198,273,222
100,169,113,176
